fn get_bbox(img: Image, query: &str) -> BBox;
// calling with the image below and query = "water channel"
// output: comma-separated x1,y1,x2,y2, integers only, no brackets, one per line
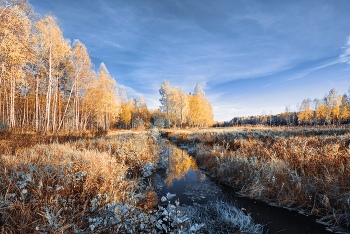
151,141,336,234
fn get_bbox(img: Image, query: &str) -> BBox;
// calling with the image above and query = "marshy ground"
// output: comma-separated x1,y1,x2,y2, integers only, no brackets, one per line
1,126,349,233
162,126,350,233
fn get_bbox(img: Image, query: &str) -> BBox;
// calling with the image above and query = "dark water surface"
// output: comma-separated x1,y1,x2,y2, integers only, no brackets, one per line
152,142,335,234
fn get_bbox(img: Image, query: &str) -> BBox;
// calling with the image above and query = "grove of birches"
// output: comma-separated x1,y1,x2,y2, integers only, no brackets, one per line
0,0,213,134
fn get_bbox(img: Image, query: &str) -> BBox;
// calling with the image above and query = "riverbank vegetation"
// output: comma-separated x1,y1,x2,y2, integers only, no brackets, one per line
163,126,350,232
0,129,265,233
0,131,164,232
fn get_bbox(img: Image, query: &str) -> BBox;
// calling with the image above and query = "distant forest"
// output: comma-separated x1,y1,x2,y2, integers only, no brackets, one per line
217,87,350,127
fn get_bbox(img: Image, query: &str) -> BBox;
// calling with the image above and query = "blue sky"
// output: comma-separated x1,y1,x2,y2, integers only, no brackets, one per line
30,0,350,121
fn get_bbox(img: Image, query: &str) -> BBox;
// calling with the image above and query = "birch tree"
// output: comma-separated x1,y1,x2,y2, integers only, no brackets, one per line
298,99,312,125
58,39,93,132
340,94,349,123
328,89,341,125
0,2,33,129
35,15,71,133
173,87,189,127
159,79,172,123
87,63,119,130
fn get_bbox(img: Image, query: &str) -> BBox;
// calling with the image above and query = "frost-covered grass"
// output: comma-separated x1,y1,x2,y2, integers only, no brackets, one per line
0,129,167,233
0,128,265,233
163,127,350,230
186,201,263,234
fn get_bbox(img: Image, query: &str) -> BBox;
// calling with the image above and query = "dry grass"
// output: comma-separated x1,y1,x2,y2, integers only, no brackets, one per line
163,127,350,230
0,131,160,233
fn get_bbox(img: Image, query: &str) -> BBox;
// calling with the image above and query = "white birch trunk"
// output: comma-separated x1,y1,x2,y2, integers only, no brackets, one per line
45,45,52,133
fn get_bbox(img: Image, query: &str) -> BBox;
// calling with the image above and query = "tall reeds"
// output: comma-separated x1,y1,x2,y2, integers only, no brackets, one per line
164,127,350,229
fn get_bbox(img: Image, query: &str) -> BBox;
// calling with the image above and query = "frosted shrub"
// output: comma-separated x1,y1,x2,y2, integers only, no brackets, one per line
86,193,204,233
141,162,155,177
150,127,161,142
186,201,263,234
155,193,204,233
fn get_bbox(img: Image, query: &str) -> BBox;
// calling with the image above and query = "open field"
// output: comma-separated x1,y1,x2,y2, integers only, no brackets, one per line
162,126,350,231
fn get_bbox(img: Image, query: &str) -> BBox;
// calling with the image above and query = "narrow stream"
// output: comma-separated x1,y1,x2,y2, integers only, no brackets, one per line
152,141,335,234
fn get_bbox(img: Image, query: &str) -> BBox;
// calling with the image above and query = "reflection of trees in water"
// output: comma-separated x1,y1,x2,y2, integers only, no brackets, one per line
164,146,198,187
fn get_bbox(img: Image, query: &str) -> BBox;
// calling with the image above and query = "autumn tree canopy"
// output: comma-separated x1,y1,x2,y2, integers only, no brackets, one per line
159,80,213,127
0,0,132,133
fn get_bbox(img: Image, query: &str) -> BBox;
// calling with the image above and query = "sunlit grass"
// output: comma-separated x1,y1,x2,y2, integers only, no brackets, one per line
0,128,267,233
163,126,350,229
0,131,162,232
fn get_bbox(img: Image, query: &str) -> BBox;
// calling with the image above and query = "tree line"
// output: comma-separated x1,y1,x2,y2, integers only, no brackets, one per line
218,87,350,127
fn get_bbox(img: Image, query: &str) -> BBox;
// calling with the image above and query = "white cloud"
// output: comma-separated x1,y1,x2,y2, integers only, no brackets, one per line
122,85,160,109
288,36,350,81
123,86,143,98
340,36,350,64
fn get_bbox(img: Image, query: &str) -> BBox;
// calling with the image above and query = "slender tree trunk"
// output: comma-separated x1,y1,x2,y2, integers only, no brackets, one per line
77,96,81,131
108,112,110,129
52,81,58,133
90,103,92,130
45,45,52,133
10,77,15,129
77,96,80,131
75,94,79,132
2,85,5,126
26,94,29,129
82,102,89,131
22,93,26,131
6,89,9,126
58,76,61,129
2,94,4,126
97,113,99,130
103,112,105,130
40,95,43,130
35,75,39,131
